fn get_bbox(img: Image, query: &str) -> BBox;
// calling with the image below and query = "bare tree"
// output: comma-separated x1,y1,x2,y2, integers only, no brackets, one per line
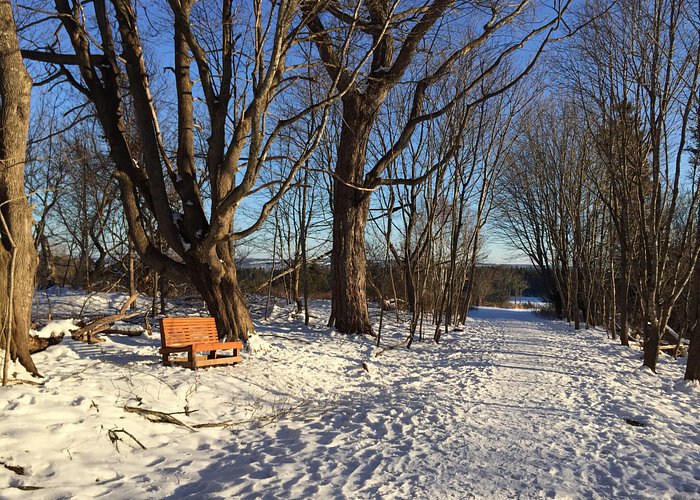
306,0,570,334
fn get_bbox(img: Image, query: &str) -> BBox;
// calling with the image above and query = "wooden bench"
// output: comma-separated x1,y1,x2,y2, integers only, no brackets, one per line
159,317,243,370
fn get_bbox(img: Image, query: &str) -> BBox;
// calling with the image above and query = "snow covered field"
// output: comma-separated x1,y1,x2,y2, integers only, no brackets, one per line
1,295,699,498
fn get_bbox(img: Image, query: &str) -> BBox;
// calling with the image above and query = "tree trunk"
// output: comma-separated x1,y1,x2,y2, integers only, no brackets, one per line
300,165,311,326
642,316,660,372
329,101,374,334
685,232,700,380
159,274,167,315
609,232,617,340
331,191,372,334
0,0,40,376
151,270,159,317
686,316,700,380
618,246,630,346
189,261,254,342
552,291,563,319
463,227,482,319
38,232,56,288
572,259,580,330
128,239,136,309
404,257,417,314
572,223,581,330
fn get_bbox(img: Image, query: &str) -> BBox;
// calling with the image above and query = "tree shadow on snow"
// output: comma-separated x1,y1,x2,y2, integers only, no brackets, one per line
63,335,160,366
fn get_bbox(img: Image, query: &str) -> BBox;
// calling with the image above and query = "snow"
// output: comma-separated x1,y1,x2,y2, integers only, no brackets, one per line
1,298,698,498
32,319,78,338
509,295,547,306
245,333,273,354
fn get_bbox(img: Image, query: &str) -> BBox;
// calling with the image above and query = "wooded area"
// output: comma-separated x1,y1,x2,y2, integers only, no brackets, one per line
1,0,699,381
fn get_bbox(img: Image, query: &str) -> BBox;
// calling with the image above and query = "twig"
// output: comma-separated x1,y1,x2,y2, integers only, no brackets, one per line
2,378,41,386
1,461,25,475
168,409,199,416
57,362,100,382
193,399,336,430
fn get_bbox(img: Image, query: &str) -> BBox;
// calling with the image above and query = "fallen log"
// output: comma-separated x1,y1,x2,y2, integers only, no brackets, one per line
101,322,145,337
123,405,196,431
28,332,64,354
71,293,139,343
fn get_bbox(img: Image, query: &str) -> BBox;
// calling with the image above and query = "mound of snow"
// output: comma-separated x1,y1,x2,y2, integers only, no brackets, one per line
31,319,78,338
246,333,273,355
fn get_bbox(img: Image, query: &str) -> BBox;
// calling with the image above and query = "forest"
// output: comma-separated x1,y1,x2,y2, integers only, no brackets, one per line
1,0,700,377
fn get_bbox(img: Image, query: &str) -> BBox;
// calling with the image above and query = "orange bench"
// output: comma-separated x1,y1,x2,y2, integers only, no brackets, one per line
159,317,243,369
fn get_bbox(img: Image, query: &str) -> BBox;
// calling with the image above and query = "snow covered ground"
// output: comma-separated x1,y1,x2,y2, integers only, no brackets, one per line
1,295,698,498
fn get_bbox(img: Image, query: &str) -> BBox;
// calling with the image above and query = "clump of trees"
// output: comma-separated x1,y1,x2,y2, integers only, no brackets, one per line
496,0,700,375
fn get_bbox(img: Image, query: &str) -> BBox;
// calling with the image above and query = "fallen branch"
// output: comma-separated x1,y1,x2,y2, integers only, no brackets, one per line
28,332,64,354
101,327,144,337
195,399,336,430
375,337,410,357
1,461,25,475
123,405,196,431
2,378,41,386
259,332,312,344
107,427,147,451
71,293,139,343
126,398,335,432
192,420,238,429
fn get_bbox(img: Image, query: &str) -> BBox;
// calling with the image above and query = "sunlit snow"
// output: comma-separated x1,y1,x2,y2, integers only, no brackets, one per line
0,292,698,498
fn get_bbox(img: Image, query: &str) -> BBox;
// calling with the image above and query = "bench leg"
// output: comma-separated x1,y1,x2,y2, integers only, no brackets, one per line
187,348,195,370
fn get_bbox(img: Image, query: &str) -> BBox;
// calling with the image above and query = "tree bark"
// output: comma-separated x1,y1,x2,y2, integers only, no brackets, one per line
0,0,40,376
687,330,700,380
38,232,56,288
329,100,375,334
190,262,254,342
685,222,700,380
128,238,136,309
331,193,372,334
642,317,660,372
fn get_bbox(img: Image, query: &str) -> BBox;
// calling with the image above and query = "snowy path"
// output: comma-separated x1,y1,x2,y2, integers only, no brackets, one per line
1,303,699,498
451,309,690,498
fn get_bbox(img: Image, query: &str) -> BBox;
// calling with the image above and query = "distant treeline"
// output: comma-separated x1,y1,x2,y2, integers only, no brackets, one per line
237,263,547,308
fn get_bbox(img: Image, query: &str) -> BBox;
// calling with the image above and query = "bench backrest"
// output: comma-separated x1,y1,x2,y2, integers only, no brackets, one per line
160,317,219,347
